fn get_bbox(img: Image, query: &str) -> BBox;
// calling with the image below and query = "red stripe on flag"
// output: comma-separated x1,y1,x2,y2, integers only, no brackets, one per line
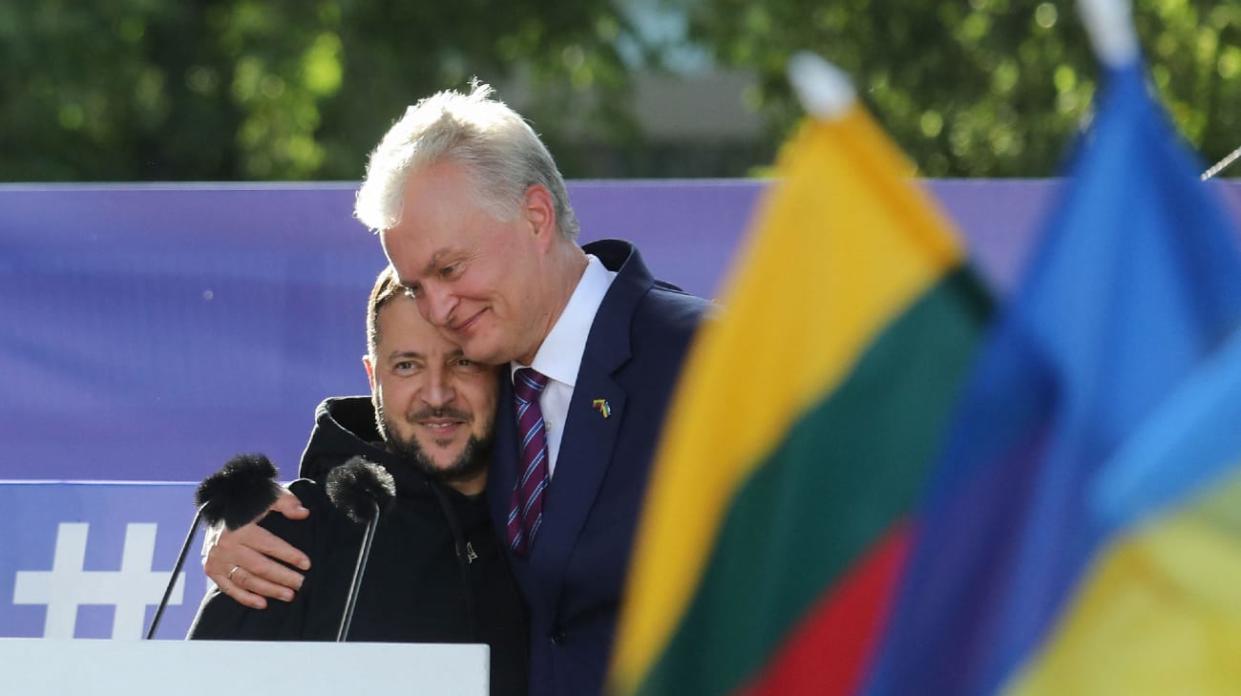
738,522,912,696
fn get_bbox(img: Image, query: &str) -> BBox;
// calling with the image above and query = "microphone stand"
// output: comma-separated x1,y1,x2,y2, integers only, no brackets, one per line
144,502,208,639
336,499,381,642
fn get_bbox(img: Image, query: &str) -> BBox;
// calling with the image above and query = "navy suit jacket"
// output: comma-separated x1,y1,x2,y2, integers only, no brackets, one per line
488,239,711,696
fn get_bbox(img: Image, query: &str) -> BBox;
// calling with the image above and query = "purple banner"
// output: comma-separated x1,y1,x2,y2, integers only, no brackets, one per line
3,181,1240,482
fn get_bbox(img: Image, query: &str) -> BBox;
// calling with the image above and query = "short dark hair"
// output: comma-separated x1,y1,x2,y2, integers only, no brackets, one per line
366,265,413,355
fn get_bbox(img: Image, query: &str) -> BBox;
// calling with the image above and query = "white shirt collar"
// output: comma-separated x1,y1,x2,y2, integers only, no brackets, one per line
510,254,616,387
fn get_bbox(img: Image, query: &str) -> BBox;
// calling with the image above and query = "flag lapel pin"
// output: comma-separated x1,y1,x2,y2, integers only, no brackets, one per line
592,398,612,419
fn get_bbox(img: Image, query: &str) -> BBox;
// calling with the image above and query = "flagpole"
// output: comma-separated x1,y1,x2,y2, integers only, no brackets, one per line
1201,144,1241,180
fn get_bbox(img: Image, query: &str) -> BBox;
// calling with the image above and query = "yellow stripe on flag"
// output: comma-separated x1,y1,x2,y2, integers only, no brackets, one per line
1006,467,1241,696
610,105,965,695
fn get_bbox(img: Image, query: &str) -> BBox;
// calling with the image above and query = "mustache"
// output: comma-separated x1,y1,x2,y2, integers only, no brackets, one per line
408,406,473,422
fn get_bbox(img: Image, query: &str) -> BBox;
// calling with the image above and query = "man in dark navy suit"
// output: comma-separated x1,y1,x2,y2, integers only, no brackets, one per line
204,81,710,696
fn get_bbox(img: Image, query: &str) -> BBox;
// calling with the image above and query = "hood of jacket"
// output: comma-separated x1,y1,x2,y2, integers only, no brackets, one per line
297,395,437,498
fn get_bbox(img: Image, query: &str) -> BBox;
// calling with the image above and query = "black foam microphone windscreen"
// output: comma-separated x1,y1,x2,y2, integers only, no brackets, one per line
326,456,396,524
195,453,283,530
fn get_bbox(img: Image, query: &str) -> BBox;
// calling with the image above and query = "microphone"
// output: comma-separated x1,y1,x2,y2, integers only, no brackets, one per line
144,453,283,639
196,453,285,529
326,456,396,642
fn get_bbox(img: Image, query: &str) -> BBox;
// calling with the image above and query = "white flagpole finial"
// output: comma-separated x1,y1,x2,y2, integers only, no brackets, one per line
788,52,857,120
1078,0,1139,67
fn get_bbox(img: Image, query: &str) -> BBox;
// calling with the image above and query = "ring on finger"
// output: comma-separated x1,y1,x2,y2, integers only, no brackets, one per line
227,564,241,581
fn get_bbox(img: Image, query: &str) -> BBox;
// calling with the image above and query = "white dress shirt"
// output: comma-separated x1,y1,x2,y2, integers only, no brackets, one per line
510,255,616,477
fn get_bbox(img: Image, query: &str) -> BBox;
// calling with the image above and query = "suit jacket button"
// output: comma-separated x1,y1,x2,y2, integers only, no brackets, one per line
550,629,567,645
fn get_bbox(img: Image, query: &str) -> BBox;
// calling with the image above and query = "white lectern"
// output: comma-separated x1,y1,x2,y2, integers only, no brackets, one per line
0,639,488,695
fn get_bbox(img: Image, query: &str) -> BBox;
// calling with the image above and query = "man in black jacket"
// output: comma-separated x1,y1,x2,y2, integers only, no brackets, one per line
188,266,529,696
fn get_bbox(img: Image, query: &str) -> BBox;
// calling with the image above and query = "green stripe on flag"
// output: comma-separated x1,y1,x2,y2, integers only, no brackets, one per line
636,269,990,696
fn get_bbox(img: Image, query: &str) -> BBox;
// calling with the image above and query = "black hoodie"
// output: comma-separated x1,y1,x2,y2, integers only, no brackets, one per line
188,396,529,696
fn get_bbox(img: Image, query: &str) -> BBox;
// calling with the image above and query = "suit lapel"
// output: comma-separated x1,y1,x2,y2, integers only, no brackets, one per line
523,240,654,609
529,362,627,603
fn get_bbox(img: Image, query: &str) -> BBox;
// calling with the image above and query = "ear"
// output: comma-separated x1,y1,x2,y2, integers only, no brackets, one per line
363,354,377,395
523,183,558,251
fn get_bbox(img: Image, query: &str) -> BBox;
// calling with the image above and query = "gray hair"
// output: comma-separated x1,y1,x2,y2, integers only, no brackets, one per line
354,80,579,240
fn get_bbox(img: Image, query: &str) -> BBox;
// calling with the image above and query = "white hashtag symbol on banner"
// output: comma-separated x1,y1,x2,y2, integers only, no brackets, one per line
12,522,184,638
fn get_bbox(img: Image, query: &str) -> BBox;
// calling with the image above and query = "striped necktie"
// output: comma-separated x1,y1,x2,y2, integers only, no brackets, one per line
507,368,550,555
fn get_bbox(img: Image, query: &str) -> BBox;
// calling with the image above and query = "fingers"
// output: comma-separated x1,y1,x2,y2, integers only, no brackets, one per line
214,565,270,610
223,549,300,603
269,489,310,521
203,524,307,609
242,523,311,572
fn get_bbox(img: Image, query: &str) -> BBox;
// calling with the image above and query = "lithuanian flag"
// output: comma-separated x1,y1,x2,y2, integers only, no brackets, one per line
607,57,991,696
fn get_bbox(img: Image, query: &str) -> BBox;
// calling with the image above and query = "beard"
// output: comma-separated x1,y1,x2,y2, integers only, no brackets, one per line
374,402,493,486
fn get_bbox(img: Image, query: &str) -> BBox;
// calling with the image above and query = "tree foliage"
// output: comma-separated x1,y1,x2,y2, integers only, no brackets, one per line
687,0,1241,176
0,0,636,181
4,1,1241,180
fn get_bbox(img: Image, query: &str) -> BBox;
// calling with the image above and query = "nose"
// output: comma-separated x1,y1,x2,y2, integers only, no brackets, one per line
418,283,458,328
422,367,457,409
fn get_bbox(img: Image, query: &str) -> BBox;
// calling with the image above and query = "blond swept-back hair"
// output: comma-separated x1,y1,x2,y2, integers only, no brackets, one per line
354,80,579,240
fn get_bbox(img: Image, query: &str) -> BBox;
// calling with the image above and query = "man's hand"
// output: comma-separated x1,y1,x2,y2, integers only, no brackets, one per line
203,490,311,609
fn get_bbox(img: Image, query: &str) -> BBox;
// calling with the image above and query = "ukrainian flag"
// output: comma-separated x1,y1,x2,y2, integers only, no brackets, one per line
1015,326,1241,694
867,40,1241,696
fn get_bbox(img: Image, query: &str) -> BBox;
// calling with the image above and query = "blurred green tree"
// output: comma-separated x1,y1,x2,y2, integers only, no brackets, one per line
0,0,637,180
687,0,1241,176
5,1,1239,180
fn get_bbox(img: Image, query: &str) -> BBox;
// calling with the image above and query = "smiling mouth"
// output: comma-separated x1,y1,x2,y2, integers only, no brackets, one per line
419,419,466,432
451,308,486,334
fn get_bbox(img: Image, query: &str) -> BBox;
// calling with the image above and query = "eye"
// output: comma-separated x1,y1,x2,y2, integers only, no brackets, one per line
439,263,460,279
453,357,480,370
393,360,417,373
